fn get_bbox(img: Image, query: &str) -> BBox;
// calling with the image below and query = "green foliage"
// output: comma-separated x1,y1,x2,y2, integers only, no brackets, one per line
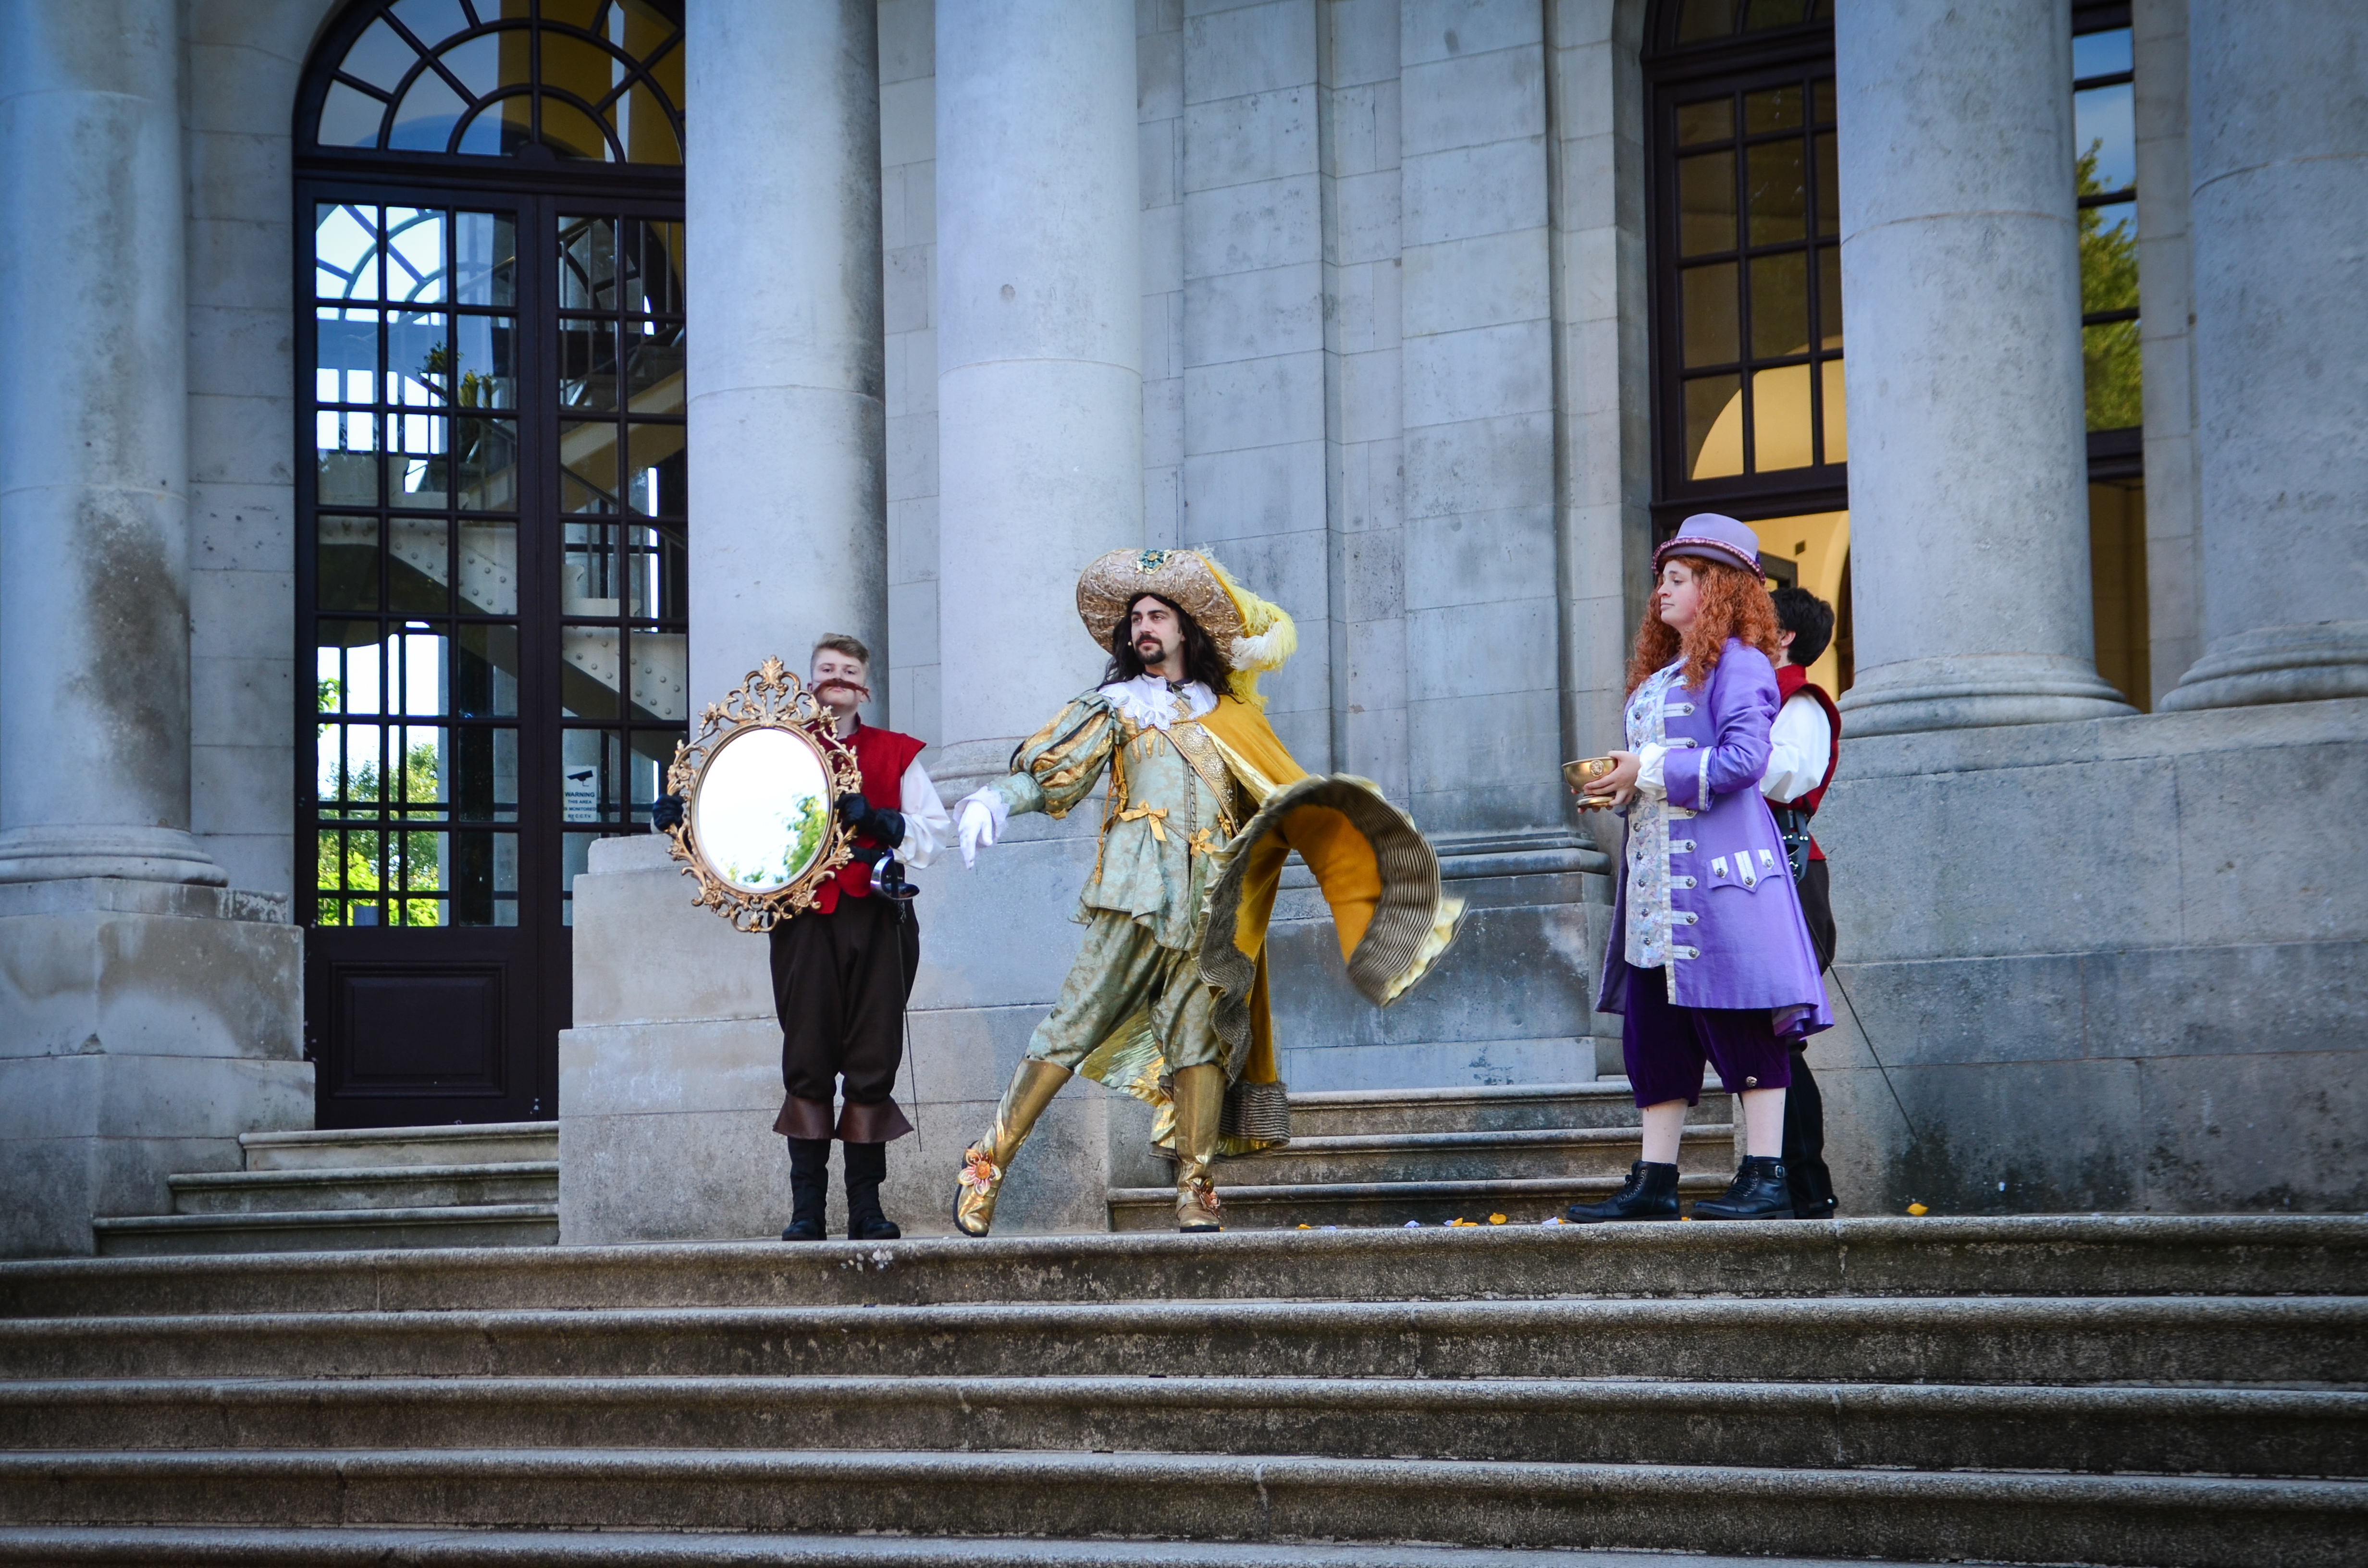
2078,143,2144,432
316,728,447,928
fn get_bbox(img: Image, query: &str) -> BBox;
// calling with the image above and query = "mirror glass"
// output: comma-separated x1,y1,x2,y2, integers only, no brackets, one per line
692,726,832,893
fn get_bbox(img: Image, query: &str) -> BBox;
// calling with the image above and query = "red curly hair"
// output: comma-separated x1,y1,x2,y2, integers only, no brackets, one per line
1624,555,1783,697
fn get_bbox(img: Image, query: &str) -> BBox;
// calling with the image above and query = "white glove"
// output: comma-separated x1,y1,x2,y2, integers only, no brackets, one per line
956,793,1002,868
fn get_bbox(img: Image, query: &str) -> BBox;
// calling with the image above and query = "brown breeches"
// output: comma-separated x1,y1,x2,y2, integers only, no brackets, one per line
768,894,919,1142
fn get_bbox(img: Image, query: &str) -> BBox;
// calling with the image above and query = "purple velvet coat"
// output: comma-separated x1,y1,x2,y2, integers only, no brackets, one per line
1595,639,1833,1041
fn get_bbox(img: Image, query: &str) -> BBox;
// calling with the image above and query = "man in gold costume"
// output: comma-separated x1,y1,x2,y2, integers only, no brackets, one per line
949,548,1463,1234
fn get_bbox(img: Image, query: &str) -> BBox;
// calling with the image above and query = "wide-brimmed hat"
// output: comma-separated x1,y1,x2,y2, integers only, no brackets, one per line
1075,547,1298,708
1653,513,1764,576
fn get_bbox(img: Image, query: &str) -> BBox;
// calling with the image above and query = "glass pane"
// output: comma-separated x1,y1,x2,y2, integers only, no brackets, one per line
2084,318,2144,431
607,83,681,166
316,308,379,404
559,318,618,409
317,621,381,716
1685,375,1743,479
448,315,516,409
647,33,684,112
456,92,535,157
1749,251,1810,357
389,0,471,47
340,19,420,92
389,67,468,152
1676,98,1732,147
387,517,449,612
389,627,450,717
456,626,521,718
1751,364,1814,471
316,720,382,803
540,95,617,161
446,729,521,821
626,522,686,620
446,828,521,926
2082,201,2139,316
455,417,518,511
1681,263,1739,368
1742,0,1811,28
434,32,514,100
1813,79,1835,125
627,730,676,821
1744,85,1803,134
1677,151,1736,256
386,310,447,404
1746,139,1807,245
561,420,619,512
384,208,447,304
2072,27,2133,80
624,220,686,315
1815,131,1838,233
625,321,685,414
319,81,387,149
562,633,623,719
2075,82,2136,196
317,516,381,612
564,521,622,610
558,218,619,311
1820,357,1847,463
628,631,689,722
626,424,686,516
390,413,449,507
1676,0,1736,44
454,213,518,307
542,31,624,102
1817,245,1842,348
456,519,518,614
316,412,380,506
316,205,380,299
561,731,624,822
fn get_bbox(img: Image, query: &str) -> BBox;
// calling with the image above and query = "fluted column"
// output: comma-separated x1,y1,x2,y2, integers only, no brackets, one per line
2160,0,2368,710
685,1,886,709
935,0,1142,761
1833,0,2134,736
0,0,222,883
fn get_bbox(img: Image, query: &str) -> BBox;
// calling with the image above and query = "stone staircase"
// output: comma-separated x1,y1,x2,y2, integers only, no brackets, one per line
90,1124,559,1257
0,1216,2361,1565
1110,1079,1737,1230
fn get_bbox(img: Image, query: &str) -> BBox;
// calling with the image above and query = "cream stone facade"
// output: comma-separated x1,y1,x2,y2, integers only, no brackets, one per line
2,0,2362,1254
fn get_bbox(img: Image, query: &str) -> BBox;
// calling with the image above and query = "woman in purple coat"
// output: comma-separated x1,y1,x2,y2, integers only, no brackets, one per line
1571,514,1833,1222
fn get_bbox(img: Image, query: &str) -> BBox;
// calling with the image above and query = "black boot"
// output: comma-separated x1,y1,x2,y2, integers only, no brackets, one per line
782,1136,830,1240
841,1140,901,1241
1692,1155,1795,1220
1566,1161,1680,1224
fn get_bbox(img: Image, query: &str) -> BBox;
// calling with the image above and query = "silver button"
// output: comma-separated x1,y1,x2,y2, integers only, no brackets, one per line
1744,1076,1759,1089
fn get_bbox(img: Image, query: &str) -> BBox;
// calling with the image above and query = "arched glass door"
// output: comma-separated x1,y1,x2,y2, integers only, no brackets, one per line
296,0,686,1127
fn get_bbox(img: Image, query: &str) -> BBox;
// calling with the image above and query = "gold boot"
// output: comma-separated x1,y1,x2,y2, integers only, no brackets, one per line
1171,1063,1225,1233
952,1059,1071,1237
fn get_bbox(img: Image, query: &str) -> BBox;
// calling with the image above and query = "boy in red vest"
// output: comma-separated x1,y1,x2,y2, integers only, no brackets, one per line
1761,587,1841,1219
653,635,949,1240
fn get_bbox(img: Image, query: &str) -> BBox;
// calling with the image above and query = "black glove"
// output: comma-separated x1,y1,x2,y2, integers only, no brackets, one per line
835,792,905,849
650,792,686,832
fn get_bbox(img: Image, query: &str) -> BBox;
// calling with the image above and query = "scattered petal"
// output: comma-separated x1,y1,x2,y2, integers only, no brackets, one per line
1295,1223,1312,1230
1538,1215,1566,1226
1402,1219,1422,1228
1907,1202,1929,1216
1487,1213,1508,1225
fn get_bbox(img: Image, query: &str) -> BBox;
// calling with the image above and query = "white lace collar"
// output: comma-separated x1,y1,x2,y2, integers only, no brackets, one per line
1099,674,1217,731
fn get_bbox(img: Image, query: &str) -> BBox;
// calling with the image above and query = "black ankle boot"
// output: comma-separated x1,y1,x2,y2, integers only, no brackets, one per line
841,1140,901,1241
1692,1155,1795,1220
1566,1161,1680,1224
782,1136,829,1240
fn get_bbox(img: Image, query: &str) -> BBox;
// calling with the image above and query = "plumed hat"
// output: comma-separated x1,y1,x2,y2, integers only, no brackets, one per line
1653,513,1765,577
1075,547,1298,709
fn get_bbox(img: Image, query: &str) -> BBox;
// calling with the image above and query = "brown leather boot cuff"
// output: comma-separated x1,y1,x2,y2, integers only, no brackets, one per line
835,1097,916,1143
773,1095,836,1140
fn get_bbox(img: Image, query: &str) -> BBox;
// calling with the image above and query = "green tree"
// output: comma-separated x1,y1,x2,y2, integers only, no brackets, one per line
2078,142,2144,431
317,674,446,928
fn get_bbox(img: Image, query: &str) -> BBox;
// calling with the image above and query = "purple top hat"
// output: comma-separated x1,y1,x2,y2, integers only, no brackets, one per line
1653,513,1763,576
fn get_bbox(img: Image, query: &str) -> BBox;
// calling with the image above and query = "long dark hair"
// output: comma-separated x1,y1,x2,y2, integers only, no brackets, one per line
1103,593,1232,694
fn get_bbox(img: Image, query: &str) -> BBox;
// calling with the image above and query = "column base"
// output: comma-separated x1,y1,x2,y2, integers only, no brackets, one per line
1837,655,2136,737
0,825,227,886
2159,621,2368,712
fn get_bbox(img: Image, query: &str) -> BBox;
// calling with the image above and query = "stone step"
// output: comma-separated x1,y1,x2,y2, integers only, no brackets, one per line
10,1217,2365,1319
1282,1080,1730,1138
168,1163,559,1216
4,1375,2357,1478
238,1123,558,1172
0,1449,2356,1567
1201,1125,1734,1188
5,1296,2359,1385
1108,1173,1731,1229
89,1204,560,1259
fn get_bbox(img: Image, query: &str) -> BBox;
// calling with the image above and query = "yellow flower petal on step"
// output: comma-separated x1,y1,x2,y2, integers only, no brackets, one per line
1487,1213,1508,1225
1906,1202,1929,1216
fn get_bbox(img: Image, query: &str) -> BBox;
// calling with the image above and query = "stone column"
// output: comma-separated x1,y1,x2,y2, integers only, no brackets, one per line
1832,0,2134,736
684,0,886,710
2160,0,2368,710
0,0,222,883
935,0,1142,764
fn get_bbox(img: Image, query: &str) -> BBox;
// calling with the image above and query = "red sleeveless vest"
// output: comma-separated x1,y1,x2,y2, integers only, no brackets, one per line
1774,664,1841,862
812,719,926,914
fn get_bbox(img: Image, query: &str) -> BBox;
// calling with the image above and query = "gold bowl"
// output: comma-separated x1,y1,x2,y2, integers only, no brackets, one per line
1562,756,1617,790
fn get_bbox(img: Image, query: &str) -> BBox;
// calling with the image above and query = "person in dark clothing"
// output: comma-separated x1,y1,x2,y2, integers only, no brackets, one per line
1760,586,1842,1219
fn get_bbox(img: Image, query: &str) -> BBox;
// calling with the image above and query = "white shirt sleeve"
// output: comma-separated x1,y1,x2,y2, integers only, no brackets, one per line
1633,742,1670,801
897,760,952,870
1760,691,1833,802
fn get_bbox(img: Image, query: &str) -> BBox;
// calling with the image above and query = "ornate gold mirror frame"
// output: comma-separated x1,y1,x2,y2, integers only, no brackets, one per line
663,657,862,931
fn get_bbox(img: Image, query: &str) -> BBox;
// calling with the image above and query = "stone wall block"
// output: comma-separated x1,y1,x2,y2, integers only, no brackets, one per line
1401,412,1553,519
1182,263,1326,361
1399,43,1543,155
1182,1,1315,102
1400,139,1547,245
1183,351,1327,450
1182,174,1321,278
1402,505,1555,611
1401,0,1541,67
1181,441,1328,539
1401,318,1553,426
1401,232,1548,334
1184,87,1316,189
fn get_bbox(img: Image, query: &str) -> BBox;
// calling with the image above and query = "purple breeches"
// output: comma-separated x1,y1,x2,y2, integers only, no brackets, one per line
1622,964,1792,1108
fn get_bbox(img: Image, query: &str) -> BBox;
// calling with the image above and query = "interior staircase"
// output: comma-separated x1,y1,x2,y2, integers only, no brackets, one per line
2,1215,2361,1565
90,1124,559,1257
1112,1079,1737,1229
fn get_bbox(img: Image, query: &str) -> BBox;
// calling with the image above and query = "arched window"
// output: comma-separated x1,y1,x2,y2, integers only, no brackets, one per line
297,0,687,1128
